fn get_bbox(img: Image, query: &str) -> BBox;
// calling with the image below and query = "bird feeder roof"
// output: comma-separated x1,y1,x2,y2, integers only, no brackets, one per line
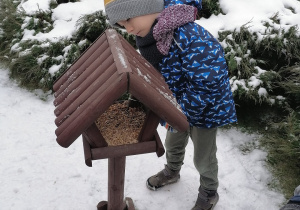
53,29,189,148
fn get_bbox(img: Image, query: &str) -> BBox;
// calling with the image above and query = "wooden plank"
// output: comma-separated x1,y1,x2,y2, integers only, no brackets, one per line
54,63,117,126
54,43,109,98
154,131,165,157
106,29,132,74
129,73,189,132
54,56,115,118
127,57,172,102
53,48,113,108
121,40,169,97
82,123,108,148
53,34,108,92
124,197,135,210
54,41,110,98
56,72,127,148
108,157,126,210
91,141,157,160
55,71,123,136
82,135,92,167
137,110,160,142
121,38,165,81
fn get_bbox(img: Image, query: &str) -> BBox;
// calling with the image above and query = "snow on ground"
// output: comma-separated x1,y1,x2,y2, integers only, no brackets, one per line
0,67,285,209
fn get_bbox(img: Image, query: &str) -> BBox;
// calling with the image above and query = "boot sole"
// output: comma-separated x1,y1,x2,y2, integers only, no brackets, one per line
210,194,219,210
192,192,219,210
146,176,180,191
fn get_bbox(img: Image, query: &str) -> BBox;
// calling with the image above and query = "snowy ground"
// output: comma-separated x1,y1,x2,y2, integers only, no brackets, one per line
0,67,285,209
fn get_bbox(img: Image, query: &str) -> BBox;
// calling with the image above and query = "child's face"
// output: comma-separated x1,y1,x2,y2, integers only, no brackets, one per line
117,13,160,37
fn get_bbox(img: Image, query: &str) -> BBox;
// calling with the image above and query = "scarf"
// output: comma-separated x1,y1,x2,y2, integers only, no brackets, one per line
153,4,197,55
136,4,197,68
136,20,163,69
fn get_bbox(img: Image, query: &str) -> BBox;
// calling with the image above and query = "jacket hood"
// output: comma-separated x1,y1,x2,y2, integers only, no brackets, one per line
164,0,202,11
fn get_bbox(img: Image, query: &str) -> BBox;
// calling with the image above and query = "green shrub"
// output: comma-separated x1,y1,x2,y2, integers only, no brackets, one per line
0,5,136,91
74,11,109,45
274,65,300,112
219,22,300,110
74,10,136,50
199,0,223,18
0,0,23,62
261,110,300,198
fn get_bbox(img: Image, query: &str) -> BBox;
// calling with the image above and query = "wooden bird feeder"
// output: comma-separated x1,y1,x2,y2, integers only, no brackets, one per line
53,29,189,210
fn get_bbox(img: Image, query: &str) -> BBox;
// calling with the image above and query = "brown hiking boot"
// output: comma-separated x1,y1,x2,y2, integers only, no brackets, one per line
192,186,219,210
146,165,180,191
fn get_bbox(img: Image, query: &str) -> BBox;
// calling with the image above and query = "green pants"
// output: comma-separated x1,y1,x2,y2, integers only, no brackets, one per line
165,126,218,191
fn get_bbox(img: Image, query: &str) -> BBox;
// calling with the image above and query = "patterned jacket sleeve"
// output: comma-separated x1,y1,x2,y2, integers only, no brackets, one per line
174,24,230,119
179,32,228,95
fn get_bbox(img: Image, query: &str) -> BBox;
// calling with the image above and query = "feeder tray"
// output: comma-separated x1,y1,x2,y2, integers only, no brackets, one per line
53,29,189,210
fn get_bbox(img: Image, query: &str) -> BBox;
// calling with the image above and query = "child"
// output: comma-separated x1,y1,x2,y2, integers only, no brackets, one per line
104,0,237,209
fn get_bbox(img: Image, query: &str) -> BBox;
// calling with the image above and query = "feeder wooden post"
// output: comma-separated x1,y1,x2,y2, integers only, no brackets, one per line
97,156,134,210
108,156,126,210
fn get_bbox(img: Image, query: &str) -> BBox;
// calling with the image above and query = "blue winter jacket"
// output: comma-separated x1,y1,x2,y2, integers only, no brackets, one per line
159,0,237,128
